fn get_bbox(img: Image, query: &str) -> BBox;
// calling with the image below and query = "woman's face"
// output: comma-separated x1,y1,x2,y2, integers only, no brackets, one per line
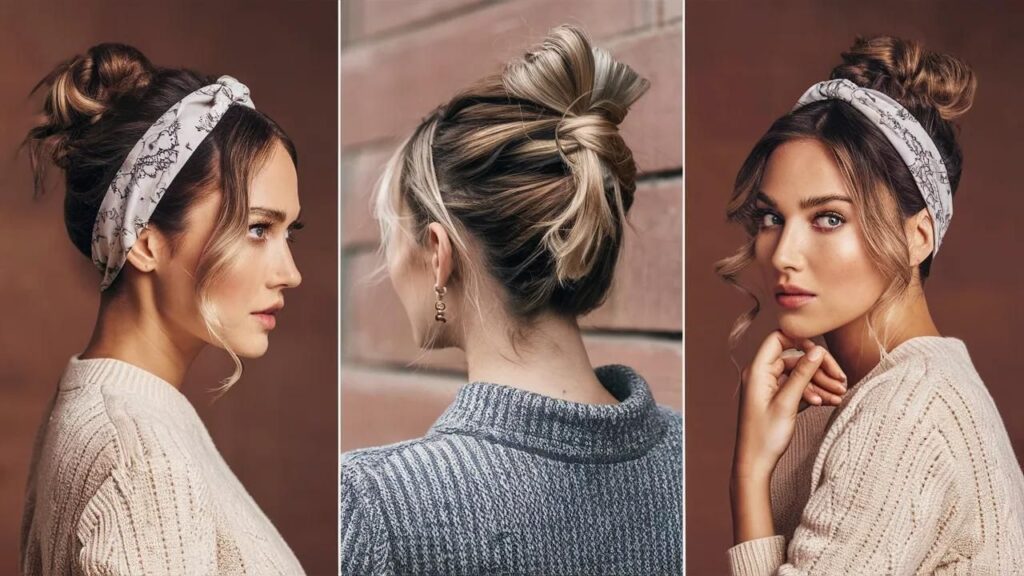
159,140,303,358
753,139,887,340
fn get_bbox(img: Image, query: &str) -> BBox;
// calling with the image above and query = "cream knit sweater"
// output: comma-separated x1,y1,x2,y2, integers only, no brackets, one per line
728,337,1024,575
20,356,305,575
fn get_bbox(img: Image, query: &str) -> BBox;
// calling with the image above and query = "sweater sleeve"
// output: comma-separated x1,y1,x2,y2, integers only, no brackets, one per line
728,375,968,576
75,436,218,576
340,459,393,576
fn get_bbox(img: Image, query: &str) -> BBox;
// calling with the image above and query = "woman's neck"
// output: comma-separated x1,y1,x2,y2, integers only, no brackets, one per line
461,312,619,405
80,291,203,389
824,287,940,385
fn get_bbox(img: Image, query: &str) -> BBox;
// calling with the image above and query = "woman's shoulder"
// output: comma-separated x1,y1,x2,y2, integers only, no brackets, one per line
49,357,202,476
829,336,1006,459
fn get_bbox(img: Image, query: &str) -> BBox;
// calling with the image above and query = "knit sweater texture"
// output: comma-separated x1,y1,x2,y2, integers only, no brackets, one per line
340,364,683,575
728,337,1024,575
21,356,305,575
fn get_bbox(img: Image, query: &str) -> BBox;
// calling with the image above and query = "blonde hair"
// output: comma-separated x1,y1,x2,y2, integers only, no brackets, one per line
375,25,649,327
716,35,976,351
26,43,297,390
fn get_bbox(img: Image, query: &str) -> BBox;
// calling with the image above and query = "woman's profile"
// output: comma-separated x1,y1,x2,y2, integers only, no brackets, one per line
340,25,683,575
718,36,1024,574
20,44,306,574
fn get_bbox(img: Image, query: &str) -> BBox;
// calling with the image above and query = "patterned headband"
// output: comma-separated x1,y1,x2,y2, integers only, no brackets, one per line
794,78,953,256
91,75,255,290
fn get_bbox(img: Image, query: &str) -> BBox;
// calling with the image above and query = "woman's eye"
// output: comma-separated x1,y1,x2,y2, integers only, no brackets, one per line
813,213,845,230
756,211,782,230
248,224,269,240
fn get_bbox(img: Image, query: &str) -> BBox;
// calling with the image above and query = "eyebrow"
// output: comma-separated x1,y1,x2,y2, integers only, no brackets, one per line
250,206,302,225
754,191,852,210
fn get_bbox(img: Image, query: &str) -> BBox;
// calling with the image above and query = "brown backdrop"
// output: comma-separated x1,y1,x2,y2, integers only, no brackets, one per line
0,2,338,573
339,0,682,452
686,1,1024,573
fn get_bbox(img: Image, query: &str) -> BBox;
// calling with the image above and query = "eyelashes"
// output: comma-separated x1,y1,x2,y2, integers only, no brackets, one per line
749,208,847,232
247,220,305,243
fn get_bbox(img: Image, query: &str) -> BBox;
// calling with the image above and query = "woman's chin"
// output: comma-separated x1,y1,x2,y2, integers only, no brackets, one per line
776,315,826,342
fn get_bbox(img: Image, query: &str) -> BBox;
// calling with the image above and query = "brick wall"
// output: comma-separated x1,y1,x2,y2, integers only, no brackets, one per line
340,0,682,451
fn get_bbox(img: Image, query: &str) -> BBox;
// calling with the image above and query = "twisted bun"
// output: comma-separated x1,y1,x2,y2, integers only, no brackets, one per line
377,24,649,319
502,25,648,283
831,35,976,121
31,44,155,170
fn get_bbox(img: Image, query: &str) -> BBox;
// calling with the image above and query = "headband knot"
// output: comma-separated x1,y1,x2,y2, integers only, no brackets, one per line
794,78,953,256
91,75,255,290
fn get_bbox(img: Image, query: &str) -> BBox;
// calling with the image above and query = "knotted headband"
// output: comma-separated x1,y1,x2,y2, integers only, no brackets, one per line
793,78,952,256
91,76,255,290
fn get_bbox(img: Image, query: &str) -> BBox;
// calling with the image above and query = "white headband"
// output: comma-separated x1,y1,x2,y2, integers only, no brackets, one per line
91,75,255,290
794,78,953,256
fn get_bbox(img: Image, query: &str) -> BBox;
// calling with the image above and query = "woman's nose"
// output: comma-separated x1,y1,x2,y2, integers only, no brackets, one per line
770,224,805,273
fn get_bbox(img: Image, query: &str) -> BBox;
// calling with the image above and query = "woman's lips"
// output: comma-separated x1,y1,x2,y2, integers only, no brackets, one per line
253,312,277,330
775,293,816,309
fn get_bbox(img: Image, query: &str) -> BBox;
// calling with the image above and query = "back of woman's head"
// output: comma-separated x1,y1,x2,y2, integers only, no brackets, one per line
376,25,649,320
717,35,976,347
26,42,296,289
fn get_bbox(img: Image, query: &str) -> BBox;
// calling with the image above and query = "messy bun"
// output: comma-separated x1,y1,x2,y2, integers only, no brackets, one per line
717,35,975,349
832,36,976,121
375,24,648,320
25,42,297,388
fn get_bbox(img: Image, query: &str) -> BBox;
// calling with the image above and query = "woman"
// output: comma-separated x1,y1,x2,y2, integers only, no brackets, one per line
340,25,683,575
719,36,1024,574
20,44,305,574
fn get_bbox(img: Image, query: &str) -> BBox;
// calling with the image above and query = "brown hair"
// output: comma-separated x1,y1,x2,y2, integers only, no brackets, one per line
716,35,976,348
375,25,649,324
25,43,297,387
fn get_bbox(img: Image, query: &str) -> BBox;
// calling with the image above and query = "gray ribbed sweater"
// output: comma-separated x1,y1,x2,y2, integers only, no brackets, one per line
339,365,683,575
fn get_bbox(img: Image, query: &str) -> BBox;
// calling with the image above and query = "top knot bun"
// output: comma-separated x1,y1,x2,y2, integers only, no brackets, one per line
831,35,976,121
498,25,649,283
32,43,155,168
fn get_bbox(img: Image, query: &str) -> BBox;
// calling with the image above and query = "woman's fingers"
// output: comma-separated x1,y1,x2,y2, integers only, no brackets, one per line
783,355,847,399
777,346,826,409
798,338,847,383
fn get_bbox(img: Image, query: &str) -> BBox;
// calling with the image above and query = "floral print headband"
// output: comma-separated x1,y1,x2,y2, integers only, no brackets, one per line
91,76,255,290
794,78,953,257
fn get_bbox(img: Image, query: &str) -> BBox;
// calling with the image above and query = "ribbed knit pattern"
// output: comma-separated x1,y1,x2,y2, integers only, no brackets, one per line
20,356,305,575
728,337,1024,576
340,365,683,575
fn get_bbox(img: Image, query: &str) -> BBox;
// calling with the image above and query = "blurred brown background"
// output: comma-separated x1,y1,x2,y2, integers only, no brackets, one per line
0,2,338,573
687,1,1024,573
340,0,682,451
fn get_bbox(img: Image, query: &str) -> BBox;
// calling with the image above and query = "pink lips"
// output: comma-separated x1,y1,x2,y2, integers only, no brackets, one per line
253,312,277,330
252,303,283,331
775,284,816,310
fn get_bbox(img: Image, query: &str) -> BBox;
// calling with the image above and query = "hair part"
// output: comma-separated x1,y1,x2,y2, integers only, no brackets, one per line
25,42,297,390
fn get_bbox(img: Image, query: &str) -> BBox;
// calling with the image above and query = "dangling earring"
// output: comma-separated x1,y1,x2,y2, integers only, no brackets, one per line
434,285,447,323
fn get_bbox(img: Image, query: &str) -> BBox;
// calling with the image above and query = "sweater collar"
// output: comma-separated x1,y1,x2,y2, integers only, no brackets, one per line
860,335,969,384
59,355,189,406
428,364,666,463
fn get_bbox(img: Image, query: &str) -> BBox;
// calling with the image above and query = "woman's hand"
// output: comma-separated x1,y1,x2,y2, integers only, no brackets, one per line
730,330,847,543
734,331,846,478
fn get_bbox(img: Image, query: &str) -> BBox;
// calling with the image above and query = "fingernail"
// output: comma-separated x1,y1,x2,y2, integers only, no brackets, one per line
811,395,822,405
809,347,824,361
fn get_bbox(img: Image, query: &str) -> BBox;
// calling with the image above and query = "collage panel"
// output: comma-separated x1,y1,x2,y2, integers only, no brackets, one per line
687,1,1024,574
339,0,683,574
0,1,338,573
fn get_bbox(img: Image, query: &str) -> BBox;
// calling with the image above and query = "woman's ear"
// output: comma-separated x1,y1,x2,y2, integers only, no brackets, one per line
124,227,162,275
906,208,935,267
426,222,453,289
